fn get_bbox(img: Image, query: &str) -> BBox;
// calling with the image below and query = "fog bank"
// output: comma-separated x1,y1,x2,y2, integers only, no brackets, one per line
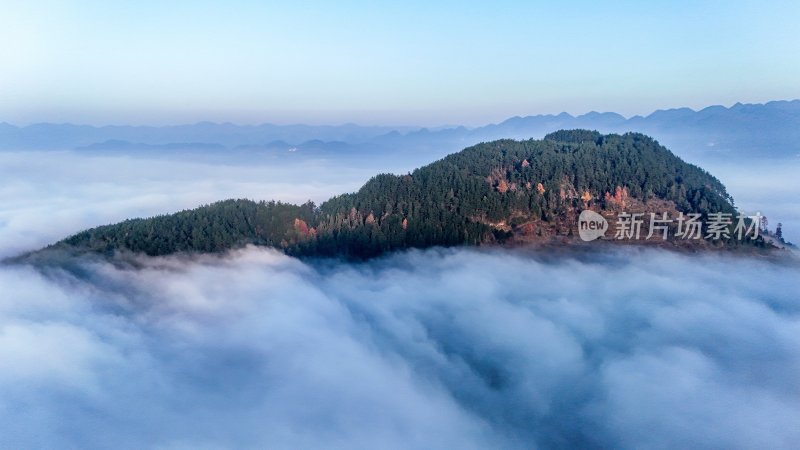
0,151,385,258
1,247,799,449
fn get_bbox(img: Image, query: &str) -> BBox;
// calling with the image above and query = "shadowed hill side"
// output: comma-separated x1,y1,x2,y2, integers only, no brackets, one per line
25,130,761,261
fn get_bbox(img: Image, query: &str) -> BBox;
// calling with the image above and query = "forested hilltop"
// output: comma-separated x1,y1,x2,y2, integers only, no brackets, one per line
30,130,768,261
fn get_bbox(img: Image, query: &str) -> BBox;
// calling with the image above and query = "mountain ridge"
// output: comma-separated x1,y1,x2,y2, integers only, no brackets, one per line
19,130,776,263
3,100,798,160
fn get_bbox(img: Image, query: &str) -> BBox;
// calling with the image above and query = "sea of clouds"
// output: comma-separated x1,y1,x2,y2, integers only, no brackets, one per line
1,149,799,449
2,246,799,449
0,150,391,258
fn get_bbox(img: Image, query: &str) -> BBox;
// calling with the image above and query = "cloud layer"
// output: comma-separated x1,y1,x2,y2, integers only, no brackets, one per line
0,150,387,258
1,146,798,449
1,246,799,449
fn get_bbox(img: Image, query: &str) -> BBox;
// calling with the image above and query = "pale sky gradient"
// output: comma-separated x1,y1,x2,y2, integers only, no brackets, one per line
2,0,799,126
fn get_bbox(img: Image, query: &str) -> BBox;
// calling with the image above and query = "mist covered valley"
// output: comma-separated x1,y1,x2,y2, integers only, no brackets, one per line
4,0,800,443
1,146,799,449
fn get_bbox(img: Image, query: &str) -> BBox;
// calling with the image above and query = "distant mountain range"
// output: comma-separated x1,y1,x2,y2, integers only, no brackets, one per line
2,100,799,161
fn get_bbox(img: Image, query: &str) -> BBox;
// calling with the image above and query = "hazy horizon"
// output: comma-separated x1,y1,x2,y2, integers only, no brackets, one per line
2,98,799,129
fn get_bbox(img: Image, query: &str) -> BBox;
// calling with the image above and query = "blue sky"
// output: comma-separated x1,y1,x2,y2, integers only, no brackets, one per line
2,0,798,125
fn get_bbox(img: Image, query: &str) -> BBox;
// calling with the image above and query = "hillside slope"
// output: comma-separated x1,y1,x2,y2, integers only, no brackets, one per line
32,130,760,260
